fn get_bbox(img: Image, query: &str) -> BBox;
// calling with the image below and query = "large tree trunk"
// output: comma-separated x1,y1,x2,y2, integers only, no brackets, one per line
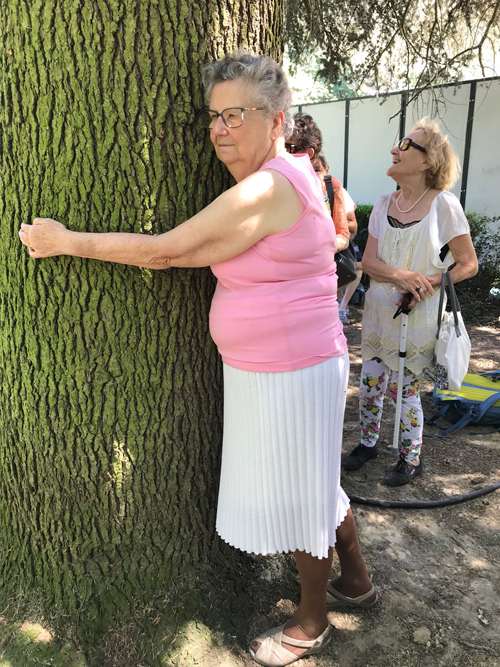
0,0,283,632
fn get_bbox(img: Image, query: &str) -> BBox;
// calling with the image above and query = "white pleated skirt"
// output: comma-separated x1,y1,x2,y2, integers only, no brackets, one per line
216,353,350,559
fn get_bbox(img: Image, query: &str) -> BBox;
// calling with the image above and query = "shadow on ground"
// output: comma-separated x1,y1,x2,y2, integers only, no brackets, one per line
1,305,499,667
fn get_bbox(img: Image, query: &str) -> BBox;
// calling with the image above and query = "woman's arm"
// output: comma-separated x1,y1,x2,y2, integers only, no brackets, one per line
336,234,350,252
333,187,350,252
19,169,304,269
426,234,478,287
347,210,358,237
331,179,350,247
362,233,435,302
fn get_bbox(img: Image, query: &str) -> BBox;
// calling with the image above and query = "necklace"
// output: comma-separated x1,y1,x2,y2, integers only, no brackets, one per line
395,186,430,214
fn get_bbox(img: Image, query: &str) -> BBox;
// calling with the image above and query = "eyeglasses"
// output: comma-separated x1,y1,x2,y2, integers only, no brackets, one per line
398,137,427,153
203,107,264,129
285,143,309,154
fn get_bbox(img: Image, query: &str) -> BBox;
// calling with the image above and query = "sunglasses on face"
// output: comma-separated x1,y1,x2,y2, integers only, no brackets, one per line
398,137,427,153
285,143,309,154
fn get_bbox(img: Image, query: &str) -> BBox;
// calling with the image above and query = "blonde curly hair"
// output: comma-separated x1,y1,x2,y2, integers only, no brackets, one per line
412,117,461,191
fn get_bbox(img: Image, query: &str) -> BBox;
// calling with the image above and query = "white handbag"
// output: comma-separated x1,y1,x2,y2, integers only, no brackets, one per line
433,272,471,391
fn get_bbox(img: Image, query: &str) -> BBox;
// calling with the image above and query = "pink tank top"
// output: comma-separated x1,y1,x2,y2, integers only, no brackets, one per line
209,151,347,372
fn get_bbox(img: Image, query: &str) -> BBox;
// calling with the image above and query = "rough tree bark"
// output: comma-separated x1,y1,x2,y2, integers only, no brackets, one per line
0,0,283,630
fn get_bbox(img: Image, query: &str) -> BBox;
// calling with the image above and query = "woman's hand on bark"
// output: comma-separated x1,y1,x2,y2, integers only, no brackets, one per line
19,218,70,258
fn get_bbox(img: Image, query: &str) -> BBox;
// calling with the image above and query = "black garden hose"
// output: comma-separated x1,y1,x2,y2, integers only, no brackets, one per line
347,480,500,508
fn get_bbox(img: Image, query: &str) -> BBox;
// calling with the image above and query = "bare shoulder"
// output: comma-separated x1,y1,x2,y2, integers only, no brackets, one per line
202,167,303,238
240,167,303,209
240,167,299,200
239,168,304,234
219,169,296,213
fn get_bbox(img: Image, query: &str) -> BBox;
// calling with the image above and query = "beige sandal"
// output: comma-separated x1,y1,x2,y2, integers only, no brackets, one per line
248,623,333,666
326,581,378,609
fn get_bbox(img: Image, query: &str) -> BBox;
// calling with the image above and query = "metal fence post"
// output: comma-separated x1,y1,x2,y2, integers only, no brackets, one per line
344,99,350,188
399,91,407,140
460,81,476,210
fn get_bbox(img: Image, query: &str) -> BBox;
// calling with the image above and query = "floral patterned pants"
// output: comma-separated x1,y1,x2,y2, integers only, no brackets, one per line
359,357,423,463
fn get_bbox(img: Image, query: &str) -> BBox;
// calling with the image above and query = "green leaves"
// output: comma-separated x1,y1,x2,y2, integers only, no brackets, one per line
285,0,500,96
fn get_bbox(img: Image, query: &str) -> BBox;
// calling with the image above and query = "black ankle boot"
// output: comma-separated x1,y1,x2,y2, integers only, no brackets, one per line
384,454,423,486
343,443,378,471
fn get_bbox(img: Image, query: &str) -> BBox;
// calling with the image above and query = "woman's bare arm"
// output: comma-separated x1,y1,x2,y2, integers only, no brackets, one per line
19,169,304,269
336,234,349,251
347,210,358,236
331,180,350,250
426,234,478,287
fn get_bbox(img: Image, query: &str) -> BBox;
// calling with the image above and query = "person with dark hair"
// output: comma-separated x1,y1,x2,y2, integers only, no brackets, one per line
313,152,362,323
312,152,357,236
311,149,328,171
20,51,376,667
287,114,350,252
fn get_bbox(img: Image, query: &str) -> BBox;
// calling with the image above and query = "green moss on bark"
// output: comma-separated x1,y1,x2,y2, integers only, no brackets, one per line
0,0,284,636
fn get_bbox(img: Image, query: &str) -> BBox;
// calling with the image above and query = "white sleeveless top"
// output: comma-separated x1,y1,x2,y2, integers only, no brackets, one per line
361,190,470,374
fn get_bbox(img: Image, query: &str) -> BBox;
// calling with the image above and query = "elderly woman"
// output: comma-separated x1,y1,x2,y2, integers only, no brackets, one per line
19,52,375,667
343,118,478,486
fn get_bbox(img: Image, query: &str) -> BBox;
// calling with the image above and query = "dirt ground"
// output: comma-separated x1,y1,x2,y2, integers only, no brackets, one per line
173,306,500,667
1,308,499,667
324,306,500,667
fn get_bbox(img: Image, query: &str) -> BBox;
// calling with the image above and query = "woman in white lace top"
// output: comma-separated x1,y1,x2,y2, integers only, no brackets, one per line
343,117,478,486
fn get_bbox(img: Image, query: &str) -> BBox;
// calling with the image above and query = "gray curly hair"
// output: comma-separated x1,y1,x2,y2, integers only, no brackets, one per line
202,50,293,139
